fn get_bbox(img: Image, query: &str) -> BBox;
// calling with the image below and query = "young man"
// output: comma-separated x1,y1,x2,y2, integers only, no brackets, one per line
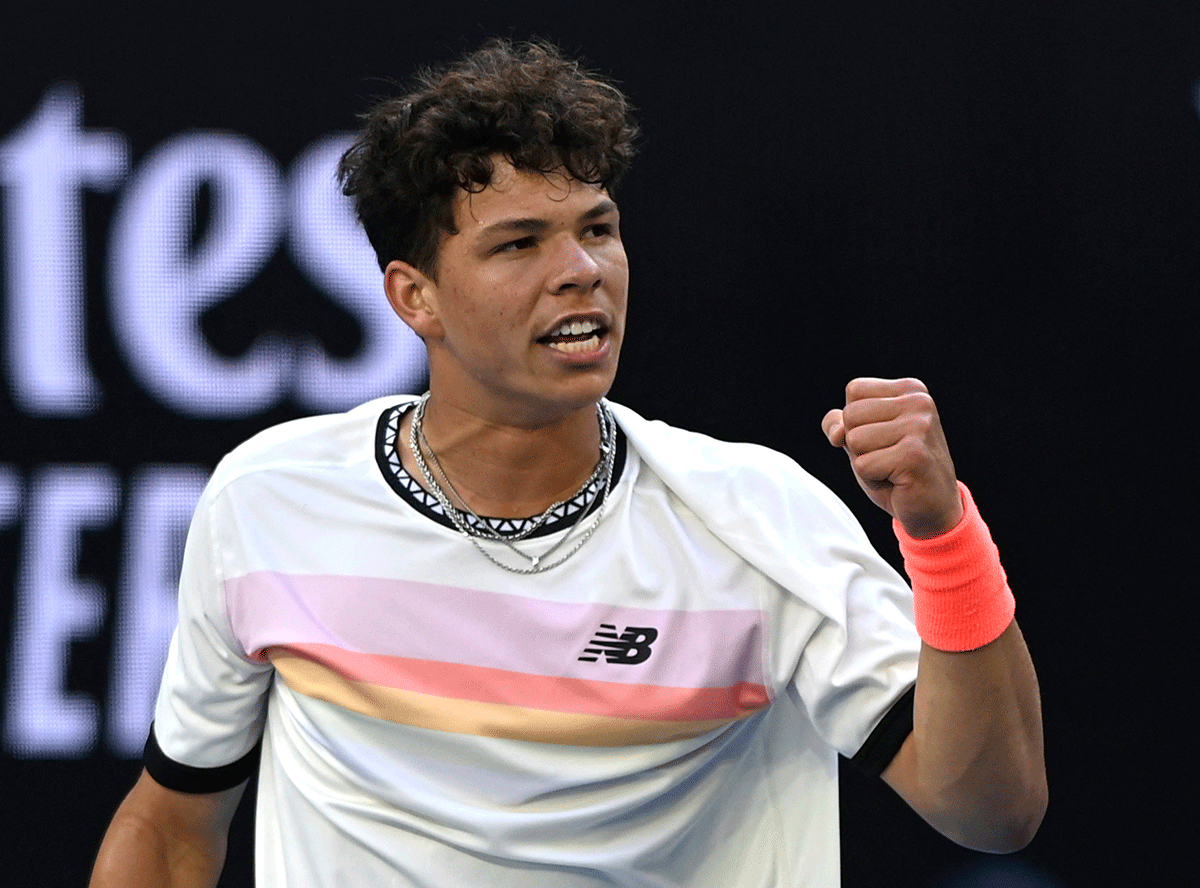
90,40,1046,887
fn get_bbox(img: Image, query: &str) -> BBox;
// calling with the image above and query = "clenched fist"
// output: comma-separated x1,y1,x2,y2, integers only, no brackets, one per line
822,377,964,538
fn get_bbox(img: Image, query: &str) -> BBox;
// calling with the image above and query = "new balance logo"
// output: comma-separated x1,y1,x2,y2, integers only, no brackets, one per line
578,624,659,664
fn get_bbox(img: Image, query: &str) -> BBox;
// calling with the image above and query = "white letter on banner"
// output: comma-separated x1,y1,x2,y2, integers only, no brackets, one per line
0,84,128,416
4,465,118,758
287,134,427,410
107,465,208,757
108,133,288,417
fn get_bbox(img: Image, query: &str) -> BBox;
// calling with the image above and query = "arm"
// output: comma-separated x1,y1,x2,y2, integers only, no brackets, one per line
883,622,1045,851
89,769,246,888
824,377,1047,852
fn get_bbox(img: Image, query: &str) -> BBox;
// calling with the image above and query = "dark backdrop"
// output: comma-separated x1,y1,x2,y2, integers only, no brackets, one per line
2,2,1195,885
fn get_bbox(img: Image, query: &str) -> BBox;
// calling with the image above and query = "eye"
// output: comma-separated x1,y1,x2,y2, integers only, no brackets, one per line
493,236,537,254
583,223,613,239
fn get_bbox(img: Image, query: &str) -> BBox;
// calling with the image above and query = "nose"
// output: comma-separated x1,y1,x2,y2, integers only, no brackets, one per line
547,236,602,295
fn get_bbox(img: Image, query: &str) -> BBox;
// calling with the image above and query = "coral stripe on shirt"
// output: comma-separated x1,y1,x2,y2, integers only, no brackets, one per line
269,649,763,746
274,641,768,719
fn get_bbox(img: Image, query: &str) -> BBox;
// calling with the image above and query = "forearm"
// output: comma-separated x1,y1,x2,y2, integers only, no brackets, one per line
886,620,1047,851
89,770,240,888
90,811,227,888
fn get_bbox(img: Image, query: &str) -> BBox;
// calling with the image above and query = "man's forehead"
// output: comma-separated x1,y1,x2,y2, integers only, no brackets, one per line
453,160,612,232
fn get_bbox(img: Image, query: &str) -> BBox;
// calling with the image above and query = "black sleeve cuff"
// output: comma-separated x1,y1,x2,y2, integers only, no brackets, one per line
144,722,262,794
848,684,915,777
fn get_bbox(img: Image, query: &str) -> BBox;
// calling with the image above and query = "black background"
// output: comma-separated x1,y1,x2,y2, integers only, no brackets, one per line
2,1,1196,885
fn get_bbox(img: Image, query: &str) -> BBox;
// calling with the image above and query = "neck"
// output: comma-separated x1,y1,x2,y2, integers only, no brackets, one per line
400,394,604,519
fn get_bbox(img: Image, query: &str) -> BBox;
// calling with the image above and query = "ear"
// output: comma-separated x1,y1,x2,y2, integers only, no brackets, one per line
384,260,444,340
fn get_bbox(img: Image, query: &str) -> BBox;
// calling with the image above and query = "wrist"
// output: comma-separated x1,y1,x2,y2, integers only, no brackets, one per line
893,481,1015,652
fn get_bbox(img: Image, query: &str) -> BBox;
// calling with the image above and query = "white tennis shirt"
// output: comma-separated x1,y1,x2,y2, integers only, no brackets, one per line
149,396,919,886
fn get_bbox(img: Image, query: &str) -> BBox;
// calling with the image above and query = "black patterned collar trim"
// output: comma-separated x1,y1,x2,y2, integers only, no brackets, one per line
373,401,627,539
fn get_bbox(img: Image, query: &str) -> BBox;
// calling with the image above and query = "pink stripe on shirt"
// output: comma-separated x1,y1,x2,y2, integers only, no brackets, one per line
226,572,767,692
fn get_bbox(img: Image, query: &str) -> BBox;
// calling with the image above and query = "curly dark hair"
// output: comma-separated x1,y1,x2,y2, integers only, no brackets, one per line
338,39,639,277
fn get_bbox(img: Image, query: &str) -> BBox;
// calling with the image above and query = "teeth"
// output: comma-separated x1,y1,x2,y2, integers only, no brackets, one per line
553,318,600,337
547,335,600,354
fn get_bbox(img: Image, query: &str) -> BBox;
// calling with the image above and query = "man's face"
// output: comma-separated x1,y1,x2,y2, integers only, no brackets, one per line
415,158,628,426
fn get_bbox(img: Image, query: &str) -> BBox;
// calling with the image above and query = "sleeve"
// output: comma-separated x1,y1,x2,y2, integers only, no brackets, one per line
724,450,920,774
779,501,920,770
145,478,273,793
602,406,919,773
847,685,914,776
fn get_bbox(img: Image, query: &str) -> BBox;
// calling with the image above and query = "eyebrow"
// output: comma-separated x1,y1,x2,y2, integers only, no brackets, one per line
479,199,619,238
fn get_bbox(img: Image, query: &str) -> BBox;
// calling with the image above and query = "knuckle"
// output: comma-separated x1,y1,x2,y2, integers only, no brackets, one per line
911,389,935,407
902,390,936,416
845,376,883,401
852,452,886,483
845,427,874,457
895,436,932,469
908,410,934,434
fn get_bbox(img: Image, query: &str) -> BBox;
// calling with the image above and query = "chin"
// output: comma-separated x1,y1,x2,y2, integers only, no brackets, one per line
521,375,617,424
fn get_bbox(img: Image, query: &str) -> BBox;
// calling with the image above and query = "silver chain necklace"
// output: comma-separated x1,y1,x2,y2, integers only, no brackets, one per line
406,394,617,574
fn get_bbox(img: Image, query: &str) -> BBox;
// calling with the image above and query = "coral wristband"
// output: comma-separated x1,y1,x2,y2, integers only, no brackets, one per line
893,482,1016,652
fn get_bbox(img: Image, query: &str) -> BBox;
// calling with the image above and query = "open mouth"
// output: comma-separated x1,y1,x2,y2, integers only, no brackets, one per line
537,318,610,354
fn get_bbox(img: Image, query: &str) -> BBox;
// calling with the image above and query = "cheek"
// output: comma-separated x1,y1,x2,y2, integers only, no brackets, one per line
439,289,525,364
604,257,631,310
603,242,630,281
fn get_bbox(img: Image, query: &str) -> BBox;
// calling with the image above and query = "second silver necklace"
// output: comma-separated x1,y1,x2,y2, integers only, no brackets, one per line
406,395,617,574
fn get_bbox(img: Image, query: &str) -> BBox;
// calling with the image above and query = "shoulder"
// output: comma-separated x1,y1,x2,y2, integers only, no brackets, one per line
609,401,847,517
609,401,901,618
205,394,416,498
